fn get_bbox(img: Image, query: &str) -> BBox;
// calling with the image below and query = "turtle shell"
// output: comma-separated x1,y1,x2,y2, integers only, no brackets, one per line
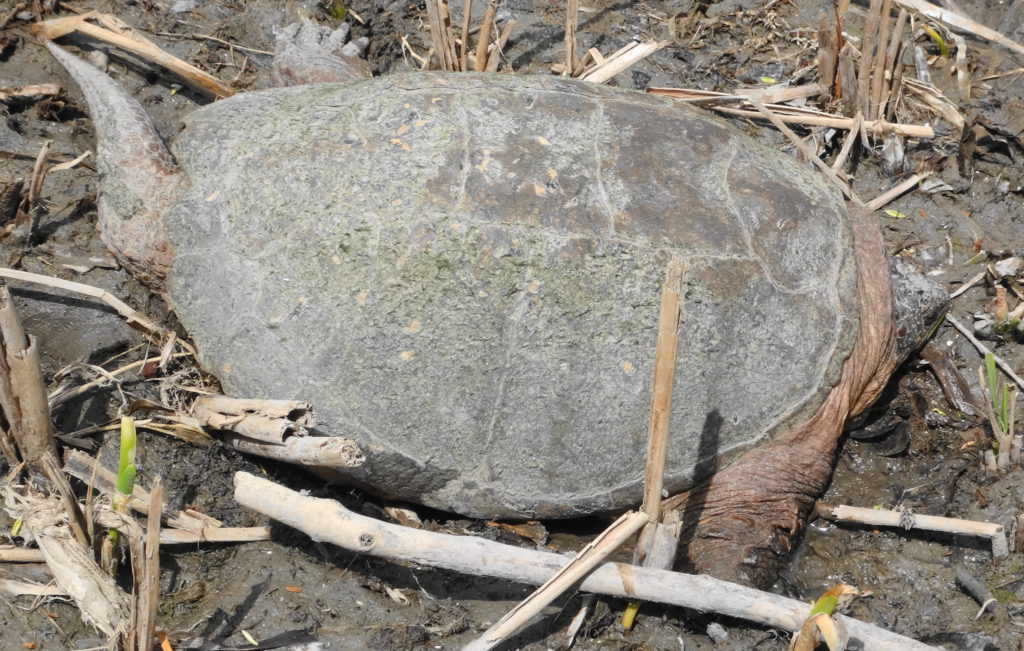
165,72,857,518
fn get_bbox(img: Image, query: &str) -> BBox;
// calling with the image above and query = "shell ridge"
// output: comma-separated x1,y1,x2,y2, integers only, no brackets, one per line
697,138,856,445
453,90,472,215
481,265,537,448
588,97,615,233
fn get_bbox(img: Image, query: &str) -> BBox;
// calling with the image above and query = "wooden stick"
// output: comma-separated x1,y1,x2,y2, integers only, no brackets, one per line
564,0,578,75
831,111,863,173
0,288,28,463
0,286,57,464
473,1,498,72
138,478,162,651
31,13,232,98
458,0,472,71
233,472,938,651
0,546,46,562
709,104,934,138
0,267,165,341
484,19,515,72
858,0,884,119
645,86,821,105
869,0,894,121
465,510,650,650
580,40,666,84
158,526,271,545
864,172,930,210
880,9,909,118
218,430,365,469
747,98,860,204
641,258,685,519
0,578,65,597
816,503,1008,557
425,0,459,71
191,396,314,445
646,88,934,138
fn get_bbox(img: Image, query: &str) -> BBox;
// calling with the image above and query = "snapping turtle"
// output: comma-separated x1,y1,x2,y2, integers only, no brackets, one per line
43,25,944,586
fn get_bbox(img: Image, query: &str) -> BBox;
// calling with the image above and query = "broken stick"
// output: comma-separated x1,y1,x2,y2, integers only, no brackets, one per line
816,503,1008,557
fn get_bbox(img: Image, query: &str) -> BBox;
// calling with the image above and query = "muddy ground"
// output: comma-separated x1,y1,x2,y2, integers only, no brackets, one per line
2,0,1024,649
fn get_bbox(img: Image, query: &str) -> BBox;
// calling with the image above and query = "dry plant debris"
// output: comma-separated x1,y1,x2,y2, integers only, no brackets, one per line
0,284,264,647
7,0,1024,646
553,1,666,82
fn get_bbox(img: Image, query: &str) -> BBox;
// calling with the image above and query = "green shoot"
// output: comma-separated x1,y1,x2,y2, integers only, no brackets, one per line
103,416,138,573
116,415,138,497
978,354,1017,472
921,24,948,57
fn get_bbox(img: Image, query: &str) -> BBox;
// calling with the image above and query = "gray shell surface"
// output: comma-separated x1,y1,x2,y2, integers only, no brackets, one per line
165,72,857,518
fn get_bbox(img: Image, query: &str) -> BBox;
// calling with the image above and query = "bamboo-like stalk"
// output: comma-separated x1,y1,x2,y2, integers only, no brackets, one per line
465,511,650,650
864,172,930,210
869,0,894,120
640,257,685,519
564,0,578,75
858,0,884,119
473,1,498,72
459,0,473,71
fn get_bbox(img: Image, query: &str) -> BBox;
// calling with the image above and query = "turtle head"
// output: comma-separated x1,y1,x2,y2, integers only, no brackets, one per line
44,40,187,292
889,258,949,363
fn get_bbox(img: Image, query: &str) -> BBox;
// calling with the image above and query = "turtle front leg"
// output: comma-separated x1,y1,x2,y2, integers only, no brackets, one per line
665,400,845,588
271,20,372,86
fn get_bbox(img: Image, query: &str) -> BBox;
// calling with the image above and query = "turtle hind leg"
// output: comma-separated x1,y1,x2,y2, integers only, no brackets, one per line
271,20,372,86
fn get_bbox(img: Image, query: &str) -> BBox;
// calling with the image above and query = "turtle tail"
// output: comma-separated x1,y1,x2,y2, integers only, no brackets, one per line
45,41,186,291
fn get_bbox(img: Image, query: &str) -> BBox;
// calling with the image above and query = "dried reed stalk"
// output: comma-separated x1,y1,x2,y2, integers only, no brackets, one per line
564,0,578,75
473,1,499,72
459,0,473,71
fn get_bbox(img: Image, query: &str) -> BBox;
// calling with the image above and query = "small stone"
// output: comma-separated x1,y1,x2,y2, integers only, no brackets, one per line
706,622,728,643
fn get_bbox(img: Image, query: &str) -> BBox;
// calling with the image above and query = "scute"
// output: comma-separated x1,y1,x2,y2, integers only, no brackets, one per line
165,72,857,518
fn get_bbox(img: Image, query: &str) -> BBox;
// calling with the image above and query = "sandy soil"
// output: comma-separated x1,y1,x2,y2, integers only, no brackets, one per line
2,0,1024,649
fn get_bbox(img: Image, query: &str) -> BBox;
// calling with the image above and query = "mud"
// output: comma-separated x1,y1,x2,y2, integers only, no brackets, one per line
2,0,1024,649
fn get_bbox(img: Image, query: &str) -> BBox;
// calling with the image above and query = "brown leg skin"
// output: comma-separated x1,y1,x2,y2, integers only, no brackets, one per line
665,205,901,588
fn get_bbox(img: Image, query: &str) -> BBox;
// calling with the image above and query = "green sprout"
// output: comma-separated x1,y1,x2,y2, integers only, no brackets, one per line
921,24,948,57
103,416,138,573
115,415,138,498
979,354,1017,472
